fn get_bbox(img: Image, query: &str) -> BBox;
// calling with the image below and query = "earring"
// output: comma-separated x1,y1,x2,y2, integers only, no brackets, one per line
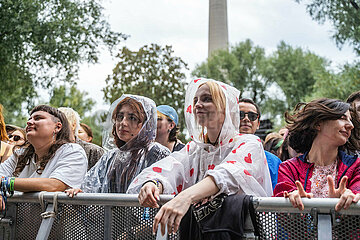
52,131,56,142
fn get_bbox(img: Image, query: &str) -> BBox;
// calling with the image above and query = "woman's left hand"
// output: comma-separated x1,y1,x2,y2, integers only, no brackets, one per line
153,192,192,236
327,175,360,211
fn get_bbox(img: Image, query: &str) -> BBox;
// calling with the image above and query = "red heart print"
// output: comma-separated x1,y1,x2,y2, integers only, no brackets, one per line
208,164,215,170
153,167,162,173
232,142,245,153
177,184,183,193
194,79,200,83
172,192,176,195
187,144,190,152
190,168,194,177
244,169,251,176
220,141,223,146
257,139,262,143
186,105,192,114
229,138,233,143
227,161,236,164
244,153,252,163
221,85,227,90
236,97,239,104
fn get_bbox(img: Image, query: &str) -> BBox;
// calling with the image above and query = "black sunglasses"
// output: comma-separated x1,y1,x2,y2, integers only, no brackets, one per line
8,134,23,142
240,111,259,121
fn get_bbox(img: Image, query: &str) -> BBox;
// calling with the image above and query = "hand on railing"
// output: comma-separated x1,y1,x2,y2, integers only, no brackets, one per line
284,180,313,210
138,182,161,208
327,175,360,211
65,188,83,198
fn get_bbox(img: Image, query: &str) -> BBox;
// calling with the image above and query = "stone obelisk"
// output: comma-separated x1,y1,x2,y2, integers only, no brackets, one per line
208,0,229,57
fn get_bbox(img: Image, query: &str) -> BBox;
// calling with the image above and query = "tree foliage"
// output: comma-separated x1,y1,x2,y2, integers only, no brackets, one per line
192,39,271,105
1,0,126,122
49,84,95,118
103,44,188,139
266,41,330,110
295,0,360,55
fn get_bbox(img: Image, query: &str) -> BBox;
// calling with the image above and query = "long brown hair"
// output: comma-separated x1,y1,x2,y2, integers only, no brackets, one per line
285,98,360,154
13,105,71,176
0,105,9,142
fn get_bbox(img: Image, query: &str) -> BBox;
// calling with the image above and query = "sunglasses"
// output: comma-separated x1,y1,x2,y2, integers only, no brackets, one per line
240,111,259,121
8,134,23,142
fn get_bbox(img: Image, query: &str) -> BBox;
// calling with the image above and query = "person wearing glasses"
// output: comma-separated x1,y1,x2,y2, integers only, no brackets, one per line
6,125,27,147
239,98,282,190
66,95,170,195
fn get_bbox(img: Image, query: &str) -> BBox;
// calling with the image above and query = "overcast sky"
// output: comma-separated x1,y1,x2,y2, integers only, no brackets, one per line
76,0,357,112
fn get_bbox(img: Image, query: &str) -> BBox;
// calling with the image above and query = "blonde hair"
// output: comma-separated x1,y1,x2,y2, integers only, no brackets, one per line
58,107,80,137
197,81,226,144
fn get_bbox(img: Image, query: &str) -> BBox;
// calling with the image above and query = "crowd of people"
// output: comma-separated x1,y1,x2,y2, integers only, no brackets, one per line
0,78,359,236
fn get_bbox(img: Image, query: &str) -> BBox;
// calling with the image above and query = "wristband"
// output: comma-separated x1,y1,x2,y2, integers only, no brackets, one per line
144,179,161,190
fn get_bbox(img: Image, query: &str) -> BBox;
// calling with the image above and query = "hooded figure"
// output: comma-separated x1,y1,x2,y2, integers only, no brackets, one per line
127,79,272,197
80,94,170,193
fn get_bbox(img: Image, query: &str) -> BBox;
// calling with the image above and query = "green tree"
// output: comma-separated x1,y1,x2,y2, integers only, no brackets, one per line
266,41,330,110
308,61,360,101
1,0,126,122
192,39,271,105
295,0,360,55
102,44,188,140
49,84,95,118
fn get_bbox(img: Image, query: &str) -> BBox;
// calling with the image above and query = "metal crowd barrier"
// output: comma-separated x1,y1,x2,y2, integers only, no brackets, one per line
0,193,359,239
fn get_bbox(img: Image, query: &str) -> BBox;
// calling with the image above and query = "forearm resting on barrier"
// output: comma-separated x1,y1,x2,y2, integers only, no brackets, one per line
14,178,68,192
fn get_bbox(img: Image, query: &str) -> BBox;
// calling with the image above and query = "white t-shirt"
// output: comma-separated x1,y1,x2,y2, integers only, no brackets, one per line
0,143,88,188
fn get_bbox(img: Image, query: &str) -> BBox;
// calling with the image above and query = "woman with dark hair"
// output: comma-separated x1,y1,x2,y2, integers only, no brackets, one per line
128,79,272,235
78,123,94,143
155,105,185,152
274,98,360,211
0,105,87,208
66,95,170,195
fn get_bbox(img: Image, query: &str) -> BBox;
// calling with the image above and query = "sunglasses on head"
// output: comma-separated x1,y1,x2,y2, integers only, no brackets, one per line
8,134,23,142
240,111,259,121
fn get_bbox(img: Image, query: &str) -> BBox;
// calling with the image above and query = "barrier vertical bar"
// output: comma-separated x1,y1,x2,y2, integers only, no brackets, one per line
104,206,112,239
318,214,332,240
36,204,55,240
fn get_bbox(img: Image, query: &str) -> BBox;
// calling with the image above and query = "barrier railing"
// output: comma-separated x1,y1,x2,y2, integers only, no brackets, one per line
0,193,360,239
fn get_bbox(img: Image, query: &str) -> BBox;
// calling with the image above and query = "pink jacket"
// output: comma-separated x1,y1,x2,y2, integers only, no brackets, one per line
273,151,360,197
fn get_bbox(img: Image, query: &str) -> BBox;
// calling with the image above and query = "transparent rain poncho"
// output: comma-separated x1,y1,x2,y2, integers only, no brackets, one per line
81,94,170,193
127,78,273,197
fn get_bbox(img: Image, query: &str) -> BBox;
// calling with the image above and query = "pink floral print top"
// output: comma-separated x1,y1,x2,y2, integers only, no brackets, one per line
310,159,338,198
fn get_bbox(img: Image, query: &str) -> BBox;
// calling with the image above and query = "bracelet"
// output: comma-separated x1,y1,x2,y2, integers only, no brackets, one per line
144,179,161,190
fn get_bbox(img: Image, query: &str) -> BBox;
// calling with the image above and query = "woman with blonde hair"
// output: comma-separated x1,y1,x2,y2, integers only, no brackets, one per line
128,78,272,235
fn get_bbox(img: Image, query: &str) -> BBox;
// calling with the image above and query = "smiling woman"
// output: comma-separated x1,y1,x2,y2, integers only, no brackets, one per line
66,95,170,195
274,98,360,211
0,105,88,209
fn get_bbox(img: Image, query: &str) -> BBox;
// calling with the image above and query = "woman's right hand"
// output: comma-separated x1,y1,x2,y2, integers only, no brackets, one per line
284,180,313,210
138,182,160,208
65,188,83,198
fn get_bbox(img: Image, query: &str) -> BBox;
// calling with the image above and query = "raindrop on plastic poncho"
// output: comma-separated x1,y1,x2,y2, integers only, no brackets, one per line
127,79,273,197
81,94,170,193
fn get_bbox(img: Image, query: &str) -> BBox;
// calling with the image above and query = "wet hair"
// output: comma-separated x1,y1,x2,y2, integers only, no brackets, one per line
346,90,360,104
111,97,147,149
80,123,93,139
0,105,9,142
13,105,71,176
197,81,226,144
239,98,261,120
285,98,360,154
